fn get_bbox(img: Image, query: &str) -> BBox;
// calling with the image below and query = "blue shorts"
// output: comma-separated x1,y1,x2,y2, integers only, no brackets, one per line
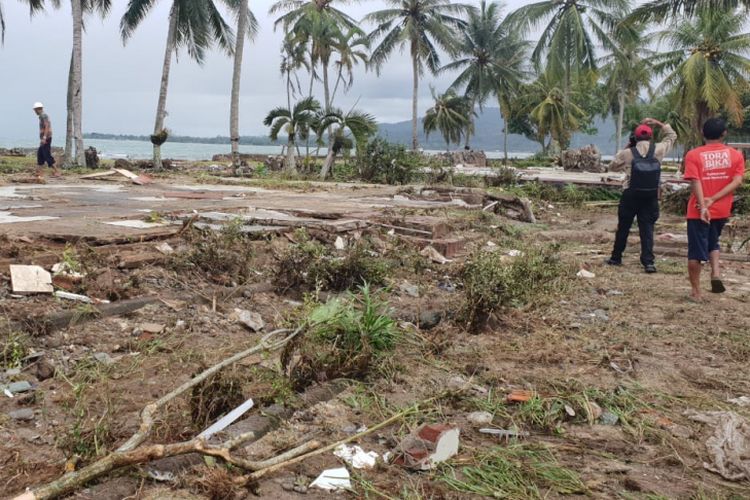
687,219,727,262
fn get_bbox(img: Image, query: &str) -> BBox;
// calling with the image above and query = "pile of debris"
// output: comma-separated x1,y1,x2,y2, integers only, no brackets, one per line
439,150,487,168
559,145,605,173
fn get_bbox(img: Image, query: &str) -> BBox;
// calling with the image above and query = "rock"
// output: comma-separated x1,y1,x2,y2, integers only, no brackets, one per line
93,352,114,366
9,408,35,421
599,410,620,426
281,480,295,492
399,282,419,298
36,360,56,381
236,309,265,332
591,309,610,322
418,310,442,330
467,411,493,425
577,269,596,279
334,237,346,251
607,289,625,296
141,323,165,334
155,242,175,255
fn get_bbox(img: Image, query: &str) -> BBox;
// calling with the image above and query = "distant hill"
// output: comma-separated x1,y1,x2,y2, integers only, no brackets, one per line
86,107,622,154
377,107,621,154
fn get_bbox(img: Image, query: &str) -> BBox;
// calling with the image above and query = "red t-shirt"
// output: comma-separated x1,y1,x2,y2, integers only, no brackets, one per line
684,144,745,220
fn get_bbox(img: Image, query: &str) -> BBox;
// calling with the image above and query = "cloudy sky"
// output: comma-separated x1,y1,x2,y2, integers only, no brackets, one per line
1,0,532,141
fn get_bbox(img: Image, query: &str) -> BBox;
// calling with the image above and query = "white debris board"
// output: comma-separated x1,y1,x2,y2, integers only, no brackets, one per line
10,265,53,294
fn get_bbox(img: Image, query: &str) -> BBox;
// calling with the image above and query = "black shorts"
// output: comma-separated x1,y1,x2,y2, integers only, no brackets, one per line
687,218,727,262
37,139,55,167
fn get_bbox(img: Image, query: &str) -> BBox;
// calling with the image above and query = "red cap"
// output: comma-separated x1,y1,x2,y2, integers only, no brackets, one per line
634,124,653,140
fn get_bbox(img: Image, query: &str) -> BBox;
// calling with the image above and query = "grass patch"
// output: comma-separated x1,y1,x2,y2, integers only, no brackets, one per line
494,182,620,205
275,230,390,294
461,244,571,331
282,284,398,390
0,330,29,368
441,444,586,498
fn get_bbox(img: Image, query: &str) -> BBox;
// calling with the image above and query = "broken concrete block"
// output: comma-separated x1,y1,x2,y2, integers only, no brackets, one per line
396,423,460,470
334,236,346,251
10,265,53,294
467,411,494,425
236,309,265,332
155,242,175,255
141,323,166,334
8,408,35,421
419,246,451,264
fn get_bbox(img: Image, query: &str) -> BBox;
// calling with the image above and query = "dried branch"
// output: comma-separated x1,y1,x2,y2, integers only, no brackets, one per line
14,433,319,500
118,328,301,452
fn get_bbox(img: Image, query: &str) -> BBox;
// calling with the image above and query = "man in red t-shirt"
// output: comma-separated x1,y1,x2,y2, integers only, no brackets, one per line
683,118,745,300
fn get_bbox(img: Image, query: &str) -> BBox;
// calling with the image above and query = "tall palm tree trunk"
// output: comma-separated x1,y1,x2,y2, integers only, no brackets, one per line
411,51,419,151
230,0,248,172
615,89,625,154
286,135,297,173
320,144,335,180
153,8,178,171
71,0,84,166
464,98,475,150
64,50,74,168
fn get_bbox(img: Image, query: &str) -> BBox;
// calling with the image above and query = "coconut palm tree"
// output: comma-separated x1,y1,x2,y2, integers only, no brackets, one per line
121,0,234,170
652,6,750,146
229,0,258,171
264,97,321,174
506,0,628,103
629,0,750,22
523,72,587,152
280,35,310,111
271,0,359,111
423,89,472,152
330,29,369,105
316,108,377,179
440,0,529,154
599,24,654,154
364,0,473,151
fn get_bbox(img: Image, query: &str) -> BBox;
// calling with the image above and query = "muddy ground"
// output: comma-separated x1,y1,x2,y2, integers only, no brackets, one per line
1,165,750,500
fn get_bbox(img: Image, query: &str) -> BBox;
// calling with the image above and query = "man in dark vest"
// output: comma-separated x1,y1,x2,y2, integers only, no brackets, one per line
606,118,677,273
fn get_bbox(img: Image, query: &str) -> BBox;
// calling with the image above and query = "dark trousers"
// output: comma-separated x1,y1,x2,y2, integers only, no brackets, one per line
37,139,55,167
611,191,659,266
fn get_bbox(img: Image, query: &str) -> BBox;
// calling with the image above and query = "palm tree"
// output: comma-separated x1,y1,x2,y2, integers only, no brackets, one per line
440,0,528,155
423,89,472,152
280,35,310,111
229,0,258,171
330,29,369,105
507,0,628,109
264,97,321,174
599,24,653,154
121,0,234,170
524,72,587,152
316,108,377,179
652,6,750,146
629,0,750,22
364,0,473,151
271,0,359,112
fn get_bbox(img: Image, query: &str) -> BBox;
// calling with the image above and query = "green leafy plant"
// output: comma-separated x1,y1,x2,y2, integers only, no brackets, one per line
356,137,422,185
282,283,398,389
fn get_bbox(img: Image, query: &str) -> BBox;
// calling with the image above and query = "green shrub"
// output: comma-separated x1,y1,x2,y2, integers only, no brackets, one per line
282,284,398,389
356,137,422,185
461,244,570,331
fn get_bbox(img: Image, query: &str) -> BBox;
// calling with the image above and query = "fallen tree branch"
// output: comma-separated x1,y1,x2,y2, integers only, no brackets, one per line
118,328,302,452
14,433,319,500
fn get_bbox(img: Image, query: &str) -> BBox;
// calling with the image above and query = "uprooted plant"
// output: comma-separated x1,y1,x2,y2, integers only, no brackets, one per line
282,283,398,390
274,230,390,294
461,244,570,331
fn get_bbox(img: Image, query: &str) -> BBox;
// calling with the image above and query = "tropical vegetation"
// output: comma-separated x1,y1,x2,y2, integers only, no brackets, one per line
4,0,750,169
